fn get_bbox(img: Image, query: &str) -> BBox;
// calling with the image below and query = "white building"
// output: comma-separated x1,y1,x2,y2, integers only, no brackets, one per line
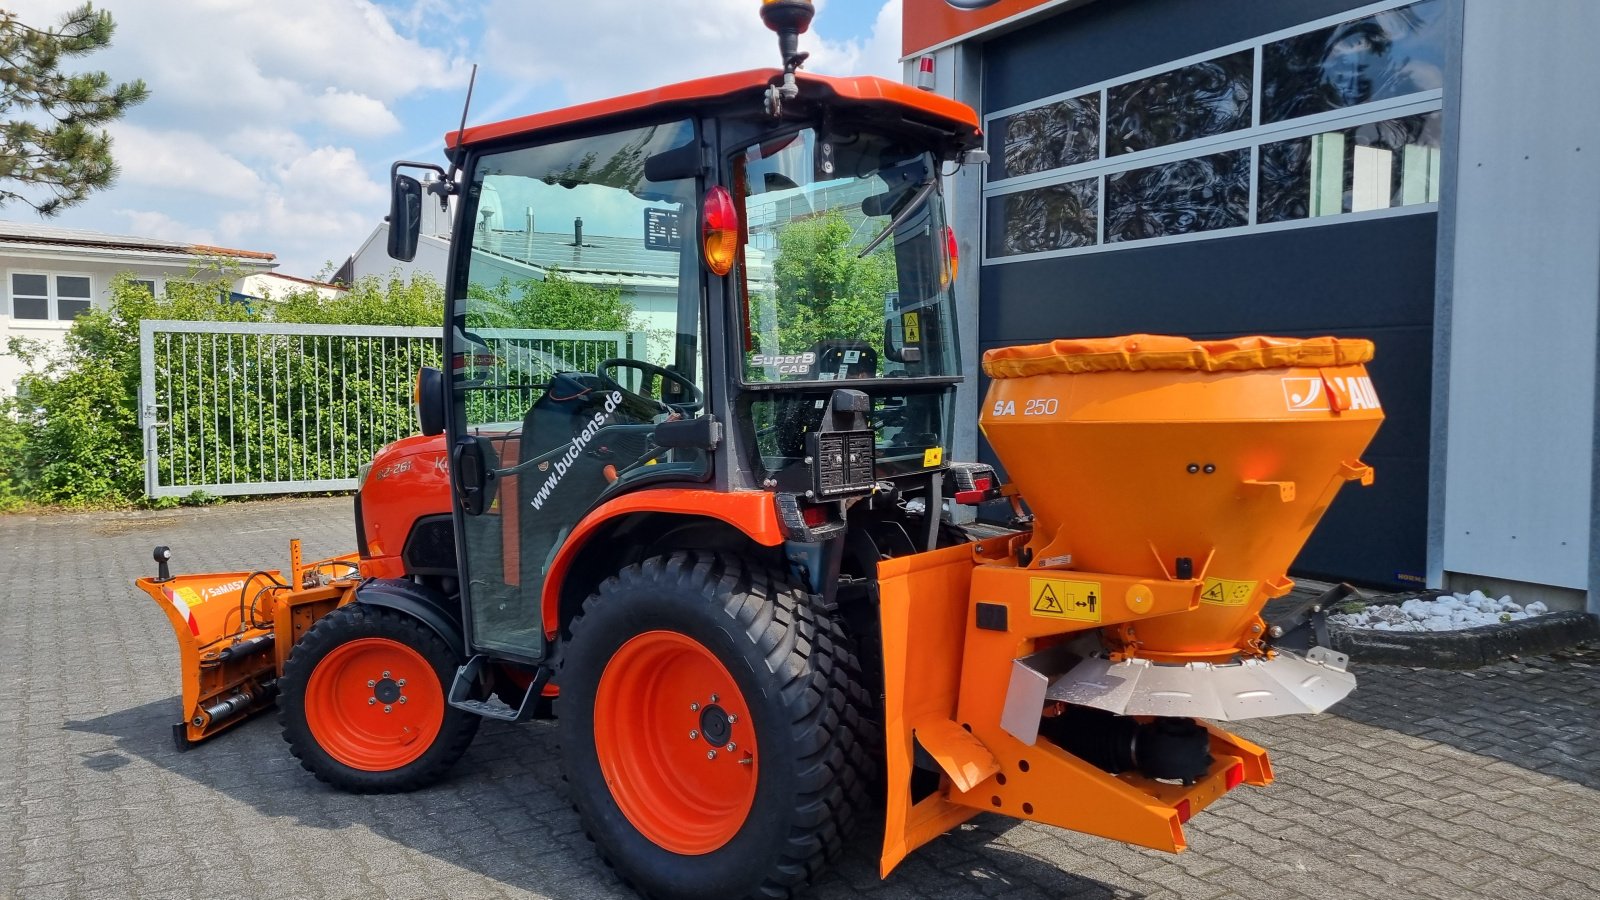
0,221,286,395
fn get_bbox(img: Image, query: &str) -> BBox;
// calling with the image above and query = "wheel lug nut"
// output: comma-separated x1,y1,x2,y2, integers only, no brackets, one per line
707,750,717,760
367,680,375,687
727,714,737,723
382,671,391,678
384,705,392,713
709,694,719,703
399,696,407,704
726,743,736,752
690,702,699,712
689,730,699,740
368,698,376,705
397,679,406,687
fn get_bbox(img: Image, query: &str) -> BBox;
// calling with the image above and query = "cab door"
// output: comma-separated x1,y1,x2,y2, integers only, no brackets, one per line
447,119,710,660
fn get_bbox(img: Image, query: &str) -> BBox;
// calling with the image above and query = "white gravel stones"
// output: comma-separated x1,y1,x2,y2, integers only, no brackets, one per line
1329,590,1550,632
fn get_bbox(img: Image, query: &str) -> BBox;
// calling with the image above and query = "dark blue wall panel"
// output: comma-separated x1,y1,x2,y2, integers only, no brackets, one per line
977,217,1438,588
984,0,1376,111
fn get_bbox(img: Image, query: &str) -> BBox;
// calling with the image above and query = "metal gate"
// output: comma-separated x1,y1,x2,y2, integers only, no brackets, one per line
138,320,645,498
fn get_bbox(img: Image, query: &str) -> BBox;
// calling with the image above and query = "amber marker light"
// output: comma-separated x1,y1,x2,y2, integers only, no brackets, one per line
703,185,739,276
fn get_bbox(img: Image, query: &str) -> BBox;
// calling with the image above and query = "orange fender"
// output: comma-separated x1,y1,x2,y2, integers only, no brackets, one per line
540,489,784,638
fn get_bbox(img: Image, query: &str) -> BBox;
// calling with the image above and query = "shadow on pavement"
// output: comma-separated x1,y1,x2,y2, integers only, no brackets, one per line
67,697,1142,900
1331,644,1600,791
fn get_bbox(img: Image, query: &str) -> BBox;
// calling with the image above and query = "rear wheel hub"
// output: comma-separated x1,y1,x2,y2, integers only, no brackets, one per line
699,704,732,747
593,631,758,855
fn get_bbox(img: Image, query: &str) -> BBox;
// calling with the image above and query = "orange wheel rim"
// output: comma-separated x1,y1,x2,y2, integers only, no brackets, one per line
305,638,444,771
593,630,758,855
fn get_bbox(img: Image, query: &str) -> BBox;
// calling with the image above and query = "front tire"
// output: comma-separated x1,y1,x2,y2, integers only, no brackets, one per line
279,604,479,792
558,552,869,900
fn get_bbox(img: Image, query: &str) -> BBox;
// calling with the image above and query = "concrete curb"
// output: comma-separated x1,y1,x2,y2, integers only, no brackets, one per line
1328,610,1600,669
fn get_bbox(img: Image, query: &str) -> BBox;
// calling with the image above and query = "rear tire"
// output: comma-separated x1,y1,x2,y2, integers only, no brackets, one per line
558,551,869,900
279,604,479,792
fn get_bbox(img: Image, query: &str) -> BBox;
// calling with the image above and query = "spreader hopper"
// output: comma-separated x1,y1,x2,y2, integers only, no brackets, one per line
982,334,1383,655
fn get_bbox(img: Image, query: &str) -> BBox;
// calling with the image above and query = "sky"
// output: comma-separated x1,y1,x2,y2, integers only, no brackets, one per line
9,0,904,279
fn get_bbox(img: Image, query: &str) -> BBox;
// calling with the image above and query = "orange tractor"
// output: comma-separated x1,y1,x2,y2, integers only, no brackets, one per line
136,3,1383,897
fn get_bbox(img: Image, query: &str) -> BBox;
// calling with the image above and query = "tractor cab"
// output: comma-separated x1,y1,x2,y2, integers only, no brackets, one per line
390,54,984,668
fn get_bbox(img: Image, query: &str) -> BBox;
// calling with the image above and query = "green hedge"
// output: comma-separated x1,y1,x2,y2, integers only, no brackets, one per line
2,270,444,508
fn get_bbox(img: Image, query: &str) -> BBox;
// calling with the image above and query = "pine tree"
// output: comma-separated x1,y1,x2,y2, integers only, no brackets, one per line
0,3,147,216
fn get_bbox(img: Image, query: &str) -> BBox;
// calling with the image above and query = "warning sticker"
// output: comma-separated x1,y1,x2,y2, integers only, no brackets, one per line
902,312,922,343
923,447,943,468
1029,578,1103,623
1200,578,1258,607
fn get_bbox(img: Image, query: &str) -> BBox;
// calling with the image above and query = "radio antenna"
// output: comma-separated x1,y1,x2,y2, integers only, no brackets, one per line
448,64,479,174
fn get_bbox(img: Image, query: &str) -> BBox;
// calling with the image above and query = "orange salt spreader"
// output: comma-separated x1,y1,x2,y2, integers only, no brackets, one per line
874,334,1383,873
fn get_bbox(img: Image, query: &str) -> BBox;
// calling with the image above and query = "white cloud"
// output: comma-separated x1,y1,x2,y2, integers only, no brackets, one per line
309,89,403,137
273,146,387,206
481,0,905,105
19,0,467,139
223,127,311,166
113,209,216,244
108,124,263,200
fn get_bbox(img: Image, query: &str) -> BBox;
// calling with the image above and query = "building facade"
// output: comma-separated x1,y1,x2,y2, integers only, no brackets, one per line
0,222,282,395
907,0,1600,612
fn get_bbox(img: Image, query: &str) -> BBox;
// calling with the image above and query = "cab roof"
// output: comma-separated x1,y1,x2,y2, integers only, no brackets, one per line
446,69,982,151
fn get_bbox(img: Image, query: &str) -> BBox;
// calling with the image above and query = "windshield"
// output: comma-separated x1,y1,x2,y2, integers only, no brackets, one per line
733,128,959,476
735,129,959,383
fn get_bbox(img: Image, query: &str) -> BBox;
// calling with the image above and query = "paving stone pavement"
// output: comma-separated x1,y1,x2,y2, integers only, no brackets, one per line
3,498,1598,900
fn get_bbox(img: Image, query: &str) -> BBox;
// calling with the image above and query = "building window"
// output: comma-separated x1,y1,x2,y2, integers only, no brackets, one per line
129,279,158,296
10,273,49,319
987,178,1099,258
1106,50,1253,156
1106,149,1251,242
1262,0,1446,125
8,272,95,321
989,92,1100,181
981,0,1447,264
1259,112,1442,223
56,276,91,319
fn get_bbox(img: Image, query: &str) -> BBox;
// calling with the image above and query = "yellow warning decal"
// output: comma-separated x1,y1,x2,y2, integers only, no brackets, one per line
923,447,943,468
902,312,921,343
1029,578,1104,623
1200,578,1258,607
174,587,205,608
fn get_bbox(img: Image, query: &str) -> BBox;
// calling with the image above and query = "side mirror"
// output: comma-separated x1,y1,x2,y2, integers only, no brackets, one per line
388,173,424,262
414,366,445,436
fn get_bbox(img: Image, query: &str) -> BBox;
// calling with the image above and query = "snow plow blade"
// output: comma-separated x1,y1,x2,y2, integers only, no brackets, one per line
133,541,358,749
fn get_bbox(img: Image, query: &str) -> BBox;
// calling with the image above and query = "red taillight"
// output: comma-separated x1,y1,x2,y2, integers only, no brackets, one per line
943,224,959,285
703,185,738,276
1225,762,1245,790
800,504,828,528
1174,799,1192,824
953,476,994,506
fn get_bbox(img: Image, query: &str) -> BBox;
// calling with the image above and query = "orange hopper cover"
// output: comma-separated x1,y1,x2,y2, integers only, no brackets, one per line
983,334,1375,378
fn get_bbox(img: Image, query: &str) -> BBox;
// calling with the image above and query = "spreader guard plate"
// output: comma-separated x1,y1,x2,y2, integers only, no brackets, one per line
1046,651,1357,721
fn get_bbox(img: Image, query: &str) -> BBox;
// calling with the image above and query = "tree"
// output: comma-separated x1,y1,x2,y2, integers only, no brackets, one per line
764,211,896,355
465,270,638,332
0,3,148,216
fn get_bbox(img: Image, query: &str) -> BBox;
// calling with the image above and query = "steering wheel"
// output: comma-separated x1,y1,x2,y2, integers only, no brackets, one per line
595,358,704,415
